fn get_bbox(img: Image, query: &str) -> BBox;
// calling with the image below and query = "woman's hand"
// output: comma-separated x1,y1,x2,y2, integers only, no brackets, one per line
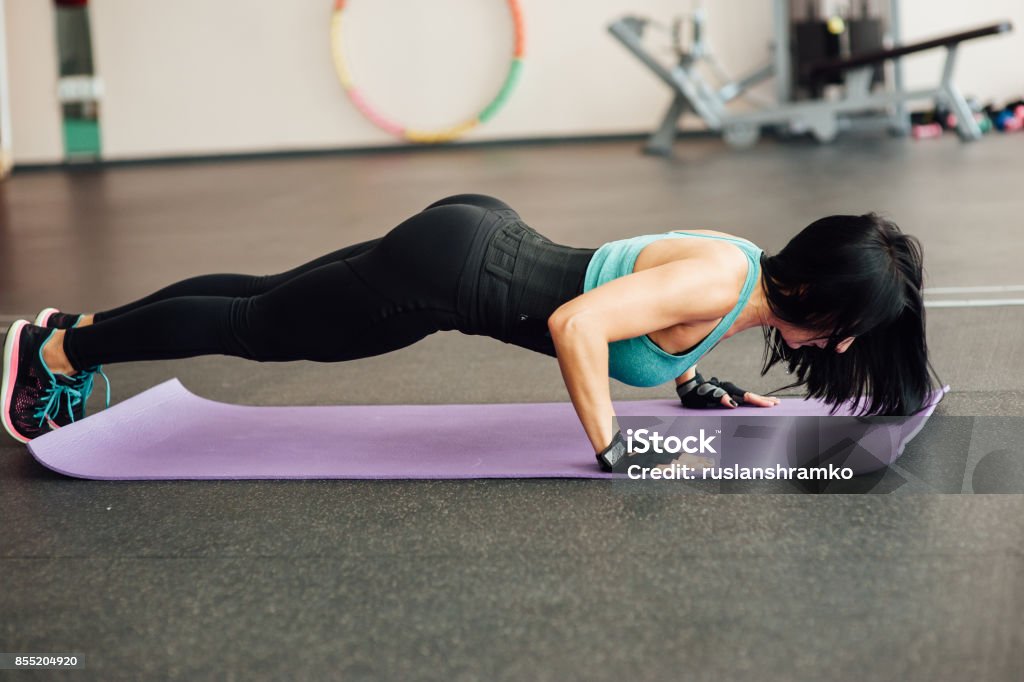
736,391,780,408
676,373,780,409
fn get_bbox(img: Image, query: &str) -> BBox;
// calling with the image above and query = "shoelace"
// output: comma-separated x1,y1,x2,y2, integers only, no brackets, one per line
34,378,85,427
32,366,111,427
72,366,111,413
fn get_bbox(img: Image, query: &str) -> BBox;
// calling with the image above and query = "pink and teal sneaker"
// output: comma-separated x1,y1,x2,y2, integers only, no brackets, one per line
1,320,109,442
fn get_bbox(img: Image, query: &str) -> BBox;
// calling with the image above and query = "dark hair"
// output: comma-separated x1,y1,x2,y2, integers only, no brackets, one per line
758,213,943,416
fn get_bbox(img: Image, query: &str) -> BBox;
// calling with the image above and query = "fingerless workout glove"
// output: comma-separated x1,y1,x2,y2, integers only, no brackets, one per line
596,431,628,472
676,373,748,409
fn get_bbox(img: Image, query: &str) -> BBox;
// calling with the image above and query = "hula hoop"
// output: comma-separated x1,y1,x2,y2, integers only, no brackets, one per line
329,0,525,143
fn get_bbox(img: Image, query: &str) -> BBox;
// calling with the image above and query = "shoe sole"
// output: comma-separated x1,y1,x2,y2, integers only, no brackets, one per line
34,308,59,328
1,320,31,443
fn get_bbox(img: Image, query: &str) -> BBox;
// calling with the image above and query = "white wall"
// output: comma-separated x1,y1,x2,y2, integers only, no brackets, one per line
87,0,744,160
4,0,1022,164
5,0,62,163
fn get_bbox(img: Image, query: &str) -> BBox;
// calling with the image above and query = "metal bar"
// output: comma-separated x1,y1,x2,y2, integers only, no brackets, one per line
773,0,791,104
717,62,775,103
940,43,958,84
645,94,689,156
723,86,946,126
608,18,722,127
843,67,874,99
889,0,910,134
938,45,982,140
682,64,729,120
608,19,683,89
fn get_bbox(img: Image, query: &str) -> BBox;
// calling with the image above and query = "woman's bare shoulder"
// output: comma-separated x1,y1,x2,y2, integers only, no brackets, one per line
664,235,755,312
638,232,751,281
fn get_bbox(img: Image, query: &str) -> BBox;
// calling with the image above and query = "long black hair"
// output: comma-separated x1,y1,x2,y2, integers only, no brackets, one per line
759,213,943,416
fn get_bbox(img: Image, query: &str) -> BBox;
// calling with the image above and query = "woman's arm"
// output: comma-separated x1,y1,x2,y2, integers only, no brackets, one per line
548,257,737,453
675,366,698,387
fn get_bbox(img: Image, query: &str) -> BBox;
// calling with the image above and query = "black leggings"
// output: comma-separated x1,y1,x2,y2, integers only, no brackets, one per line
62,194,595,370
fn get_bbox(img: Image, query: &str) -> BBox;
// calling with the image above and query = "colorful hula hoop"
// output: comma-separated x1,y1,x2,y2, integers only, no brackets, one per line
329,0,525,143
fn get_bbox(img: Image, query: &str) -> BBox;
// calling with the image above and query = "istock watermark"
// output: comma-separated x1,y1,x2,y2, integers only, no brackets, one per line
625,461,854,481
610,415,1024,494
625,428,719,455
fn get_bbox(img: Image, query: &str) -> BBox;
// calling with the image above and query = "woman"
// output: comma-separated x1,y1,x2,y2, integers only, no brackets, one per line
2,194,939,470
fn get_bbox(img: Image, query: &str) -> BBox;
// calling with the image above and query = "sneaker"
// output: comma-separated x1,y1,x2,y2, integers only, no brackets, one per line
35,308,84,329
1,320,98,443
29,311,109,425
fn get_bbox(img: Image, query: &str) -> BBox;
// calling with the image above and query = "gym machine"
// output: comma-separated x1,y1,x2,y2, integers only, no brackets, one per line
608,1,1013,155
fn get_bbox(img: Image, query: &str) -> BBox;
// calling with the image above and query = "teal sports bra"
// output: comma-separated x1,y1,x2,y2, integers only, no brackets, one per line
582,231,764,387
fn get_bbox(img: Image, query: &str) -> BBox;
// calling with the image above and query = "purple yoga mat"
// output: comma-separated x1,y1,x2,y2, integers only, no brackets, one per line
26,380,948,480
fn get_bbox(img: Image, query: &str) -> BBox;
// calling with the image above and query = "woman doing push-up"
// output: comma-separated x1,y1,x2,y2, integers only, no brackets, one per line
2,194,939,469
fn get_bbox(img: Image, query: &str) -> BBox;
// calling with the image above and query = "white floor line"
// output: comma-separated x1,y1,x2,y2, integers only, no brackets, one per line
926,285,1024,294
925,298,1024,308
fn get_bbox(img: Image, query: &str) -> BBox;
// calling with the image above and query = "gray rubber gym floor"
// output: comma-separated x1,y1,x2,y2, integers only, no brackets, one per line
2,134,1022,681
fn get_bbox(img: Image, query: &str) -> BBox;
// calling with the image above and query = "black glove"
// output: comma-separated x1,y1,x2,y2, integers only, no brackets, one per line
596,430,681,473
596,431,628,472
676,373,748,409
